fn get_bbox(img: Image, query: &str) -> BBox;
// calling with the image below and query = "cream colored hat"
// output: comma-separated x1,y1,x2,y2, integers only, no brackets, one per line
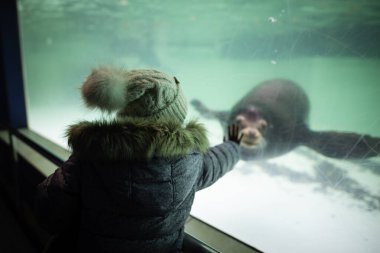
81,67,187,123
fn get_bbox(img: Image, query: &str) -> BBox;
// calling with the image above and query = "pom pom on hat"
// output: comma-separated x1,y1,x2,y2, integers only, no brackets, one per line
82,67,128,112
81,67,187,123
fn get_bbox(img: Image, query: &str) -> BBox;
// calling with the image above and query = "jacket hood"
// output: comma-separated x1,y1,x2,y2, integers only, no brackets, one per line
66,118,209,161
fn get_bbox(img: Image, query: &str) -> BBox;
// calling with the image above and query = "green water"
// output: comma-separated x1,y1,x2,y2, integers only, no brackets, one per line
17,1,380,252
18,0,380,139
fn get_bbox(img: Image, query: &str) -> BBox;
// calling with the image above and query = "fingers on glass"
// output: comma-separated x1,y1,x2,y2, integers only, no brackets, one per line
238,130,244,142
225,123,243,144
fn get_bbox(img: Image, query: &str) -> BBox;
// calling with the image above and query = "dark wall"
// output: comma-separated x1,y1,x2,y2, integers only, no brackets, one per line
0,0,27,129
0,36,9,128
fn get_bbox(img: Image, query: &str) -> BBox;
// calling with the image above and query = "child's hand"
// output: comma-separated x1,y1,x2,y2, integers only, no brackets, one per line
224,123,244,145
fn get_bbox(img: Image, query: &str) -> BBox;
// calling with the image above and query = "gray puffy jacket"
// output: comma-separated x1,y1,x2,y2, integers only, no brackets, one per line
35,118,240,253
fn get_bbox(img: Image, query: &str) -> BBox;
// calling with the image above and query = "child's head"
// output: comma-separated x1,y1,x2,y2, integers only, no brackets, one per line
81,67,187,123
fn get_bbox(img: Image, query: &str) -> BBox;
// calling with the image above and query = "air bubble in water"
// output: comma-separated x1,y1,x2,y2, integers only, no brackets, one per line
268,17,277,23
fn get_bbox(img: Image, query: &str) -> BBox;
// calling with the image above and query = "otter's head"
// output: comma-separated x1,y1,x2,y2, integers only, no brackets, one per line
230,107,270,152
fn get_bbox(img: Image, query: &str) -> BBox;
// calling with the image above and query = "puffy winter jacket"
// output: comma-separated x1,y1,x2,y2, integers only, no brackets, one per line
35,118,240,253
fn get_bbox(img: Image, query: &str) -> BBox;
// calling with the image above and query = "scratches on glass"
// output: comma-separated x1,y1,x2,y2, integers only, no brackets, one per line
238,148,380,212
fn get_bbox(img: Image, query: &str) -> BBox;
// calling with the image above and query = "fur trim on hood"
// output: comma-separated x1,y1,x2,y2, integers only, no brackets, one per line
66,118,209,161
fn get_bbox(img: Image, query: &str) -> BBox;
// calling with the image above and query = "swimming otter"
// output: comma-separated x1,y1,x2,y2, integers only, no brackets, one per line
191,79,380,160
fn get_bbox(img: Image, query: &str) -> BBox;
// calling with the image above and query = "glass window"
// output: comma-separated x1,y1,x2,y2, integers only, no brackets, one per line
17,1,380,252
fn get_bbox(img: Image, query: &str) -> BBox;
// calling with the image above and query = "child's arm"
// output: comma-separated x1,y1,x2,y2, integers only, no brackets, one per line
34,155,81,234
196,124,242,190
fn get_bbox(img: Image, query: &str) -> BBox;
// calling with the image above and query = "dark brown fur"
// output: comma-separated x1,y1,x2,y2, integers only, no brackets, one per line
192,79,380,160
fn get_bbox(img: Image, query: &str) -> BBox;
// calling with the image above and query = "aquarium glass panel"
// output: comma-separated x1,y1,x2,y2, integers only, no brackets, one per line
17,1,380,252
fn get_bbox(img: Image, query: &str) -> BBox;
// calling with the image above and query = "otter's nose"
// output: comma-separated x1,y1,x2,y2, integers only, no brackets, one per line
243,129,256,139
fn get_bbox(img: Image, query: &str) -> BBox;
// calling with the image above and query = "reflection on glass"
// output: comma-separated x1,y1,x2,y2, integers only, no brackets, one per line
17,1,380,253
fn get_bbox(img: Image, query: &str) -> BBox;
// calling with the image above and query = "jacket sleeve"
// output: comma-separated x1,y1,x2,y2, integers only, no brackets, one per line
34,155,81,234
196,141,240,191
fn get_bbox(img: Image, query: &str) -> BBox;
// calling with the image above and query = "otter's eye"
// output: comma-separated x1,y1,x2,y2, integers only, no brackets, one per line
235,115,245,125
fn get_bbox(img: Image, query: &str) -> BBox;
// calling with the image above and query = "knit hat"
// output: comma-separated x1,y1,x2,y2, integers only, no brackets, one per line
81,67,187,123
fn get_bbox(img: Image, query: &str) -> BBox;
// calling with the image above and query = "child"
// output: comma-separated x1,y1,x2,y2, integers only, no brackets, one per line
35,68,242,253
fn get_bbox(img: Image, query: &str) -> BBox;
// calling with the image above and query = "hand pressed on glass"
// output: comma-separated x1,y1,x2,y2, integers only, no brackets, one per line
224,123,244,145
